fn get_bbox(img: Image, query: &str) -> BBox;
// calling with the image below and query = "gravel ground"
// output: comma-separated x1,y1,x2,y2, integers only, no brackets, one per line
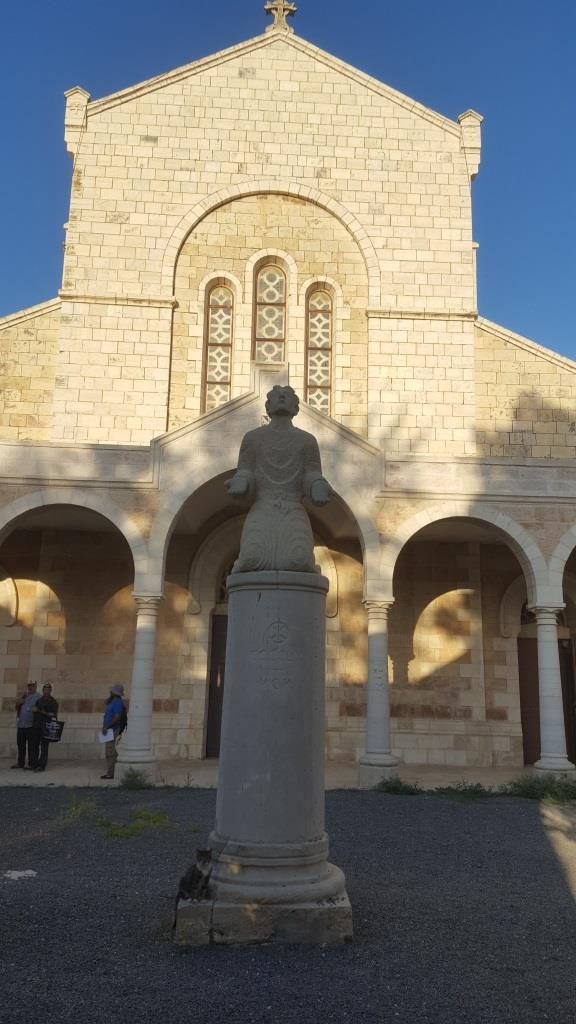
1,788,576,1024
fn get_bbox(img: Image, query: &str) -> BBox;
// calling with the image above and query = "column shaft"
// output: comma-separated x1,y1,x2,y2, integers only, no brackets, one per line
118,594,162,768
532,606,575,773
358,600,397,786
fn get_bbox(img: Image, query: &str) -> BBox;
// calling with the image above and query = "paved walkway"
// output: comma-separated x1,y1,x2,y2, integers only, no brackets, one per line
0,756,531,789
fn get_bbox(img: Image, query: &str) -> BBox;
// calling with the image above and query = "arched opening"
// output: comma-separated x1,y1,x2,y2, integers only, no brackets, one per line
0,504,136,762
389,516,538,769
163,472,366,762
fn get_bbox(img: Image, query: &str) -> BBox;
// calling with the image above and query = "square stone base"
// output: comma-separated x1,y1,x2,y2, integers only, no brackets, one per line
357,762,398,788
174,894,353,946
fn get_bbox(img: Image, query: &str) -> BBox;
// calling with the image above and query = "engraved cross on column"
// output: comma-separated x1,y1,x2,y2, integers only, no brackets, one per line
264,0,297,32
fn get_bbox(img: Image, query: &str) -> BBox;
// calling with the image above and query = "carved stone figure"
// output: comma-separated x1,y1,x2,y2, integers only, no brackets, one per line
226,386,333,572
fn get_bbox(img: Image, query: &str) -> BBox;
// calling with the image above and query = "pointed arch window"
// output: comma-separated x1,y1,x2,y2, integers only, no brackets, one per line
203,284,234,412
254,265,286,363
305,288,332,413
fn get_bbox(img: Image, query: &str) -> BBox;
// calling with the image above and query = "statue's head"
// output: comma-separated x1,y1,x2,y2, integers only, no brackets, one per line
265,385,299,419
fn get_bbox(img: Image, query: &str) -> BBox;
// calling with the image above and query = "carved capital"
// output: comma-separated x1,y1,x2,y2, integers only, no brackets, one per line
133,594,163,616
528,605,565,628
363,600,394,621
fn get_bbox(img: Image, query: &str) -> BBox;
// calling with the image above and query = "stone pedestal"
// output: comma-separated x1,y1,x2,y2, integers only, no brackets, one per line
174,571,352,946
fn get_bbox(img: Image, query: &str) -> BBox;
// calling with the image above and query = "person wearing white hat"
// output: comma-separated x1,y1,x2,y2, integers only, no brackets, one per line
101,684,127,780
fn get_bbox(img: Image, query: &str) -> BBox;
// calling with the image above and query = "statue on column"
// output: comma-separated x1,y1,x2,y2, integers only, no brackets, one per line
226,385,333,573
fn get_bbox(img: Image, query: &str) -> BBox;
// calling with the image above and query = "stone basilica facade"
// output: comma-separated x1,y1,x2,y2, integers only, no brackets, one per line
1,3,576,780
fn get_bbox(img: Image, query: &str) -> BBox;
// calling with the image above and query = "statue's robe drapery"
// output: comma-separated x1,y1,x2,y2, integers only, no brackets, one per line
232,425,325,573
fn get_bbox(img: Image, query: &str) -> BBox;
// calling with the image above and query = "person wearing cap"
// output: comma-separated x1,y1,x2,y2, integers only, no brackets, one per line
11,681,40,769
101,684,127,780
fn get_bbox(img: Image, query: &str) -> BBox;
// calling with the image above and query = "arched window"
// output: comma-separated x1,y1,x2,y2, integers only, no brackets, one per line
203,284,234,412
305,288,332,413
253,265,286,363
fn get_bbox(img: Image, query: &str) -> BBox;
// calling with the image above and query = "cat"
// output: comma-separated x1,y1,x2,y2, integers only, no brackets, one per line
172,848,213,929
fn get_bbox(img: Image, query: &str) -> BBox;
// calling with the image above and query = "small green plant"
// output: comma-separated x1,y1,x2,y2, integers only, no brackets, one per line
118,767,154,790
98,808,174,839
59,795,97,822
375,777,422,795
433,781,493,801
499,773,576,802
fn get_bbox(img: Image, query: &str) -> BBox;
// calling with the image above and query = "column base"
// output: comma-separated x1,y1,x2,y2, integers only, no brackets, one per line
174,893,353,947
116,756,157,785
534,756,576,775
358,755,399,789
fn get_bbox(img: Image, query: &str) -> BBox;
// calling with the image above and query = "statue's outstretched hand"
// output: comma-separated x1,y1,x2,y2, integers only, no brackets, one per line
309,477,333,507
226,474,249,497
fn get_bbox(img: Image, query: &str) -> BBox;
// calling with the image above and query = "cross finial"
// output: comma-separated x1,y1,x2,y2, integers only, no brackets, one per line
264,0,297,33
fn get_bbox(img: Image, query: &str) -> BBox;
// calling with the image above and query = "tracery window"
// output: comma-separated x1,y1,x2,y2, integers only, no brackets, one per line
203,284,234,412
253,265,286,364
305,288,332,413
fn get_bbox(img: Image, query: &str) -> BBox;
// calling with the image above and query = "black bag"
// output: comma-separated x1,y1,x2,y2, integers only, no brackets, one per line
42,719,65,743
117,704,128,736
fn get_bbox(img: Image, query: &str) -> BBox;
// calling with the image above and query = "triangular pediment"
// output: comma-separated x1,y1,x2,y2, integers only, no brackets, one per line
153,370,380,497
86,29,460,136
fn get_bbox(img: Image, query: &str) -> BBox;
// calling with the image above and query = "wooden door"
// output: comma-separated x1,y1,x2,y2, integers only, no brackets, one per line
517,637,540,765
205,614,228,758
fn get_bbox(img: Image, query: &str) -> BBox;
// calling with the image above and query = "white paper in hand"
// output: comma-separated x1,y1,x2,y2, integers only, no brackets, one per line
99,729,114,744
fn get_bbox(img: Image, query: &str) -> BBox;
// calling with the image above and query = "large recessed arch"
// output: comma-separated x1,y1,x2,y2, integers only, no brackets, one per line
147,468,381,599
160,180,381,306
0,488,150,592
380,501,549,605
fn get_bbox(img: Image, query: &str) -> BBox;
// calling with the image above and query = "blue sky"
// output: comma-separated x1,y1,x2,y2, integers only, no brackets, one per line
1,0,574,356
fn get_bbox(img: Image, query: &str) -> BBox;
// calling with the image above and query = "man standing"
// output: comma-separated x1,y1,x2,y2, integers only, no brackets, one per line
101,684,127,780
31,683,59,773
12,682,40,769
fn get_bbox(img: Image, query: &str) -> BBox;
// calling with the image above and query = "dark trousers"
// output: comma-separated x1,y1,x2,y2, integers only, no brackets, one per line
16,727,36,768
28,727,48,770
37,736,51,770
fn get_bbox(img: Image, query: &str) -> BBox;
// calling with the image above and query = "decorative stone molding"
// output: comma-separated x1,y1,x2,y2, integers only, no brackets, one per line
458,109,483,180
64,86,90,157
58,291,177,308
160,180,381,306
366,309,477,321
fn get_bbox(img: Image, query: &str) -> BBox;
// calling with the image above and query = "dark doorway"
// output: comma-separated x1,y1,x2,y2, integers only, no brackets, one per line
559,640,576,764
517,637,576,764
205,613,228,757
517,637,540,765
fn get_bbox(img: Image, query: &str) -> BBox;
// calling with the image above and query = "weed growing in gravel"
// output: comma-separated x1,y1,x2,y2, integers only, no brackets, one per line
498,774,576,802
376,777,422,795
59,796,98,821
98,808,175,839
433,781,493,800
119,768,154,790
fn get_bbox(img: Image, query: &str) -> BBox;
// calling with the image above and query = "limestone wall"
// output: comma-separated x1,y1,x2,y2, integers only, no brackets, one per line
475,320,576,458
0,301,60,442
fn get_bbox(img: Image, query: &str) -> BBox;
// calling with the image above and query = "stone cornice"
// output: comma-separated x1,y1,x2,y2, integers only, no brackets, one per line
367,309,477,321
0,297,61,329
58,291,177,309
477,317,576,376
